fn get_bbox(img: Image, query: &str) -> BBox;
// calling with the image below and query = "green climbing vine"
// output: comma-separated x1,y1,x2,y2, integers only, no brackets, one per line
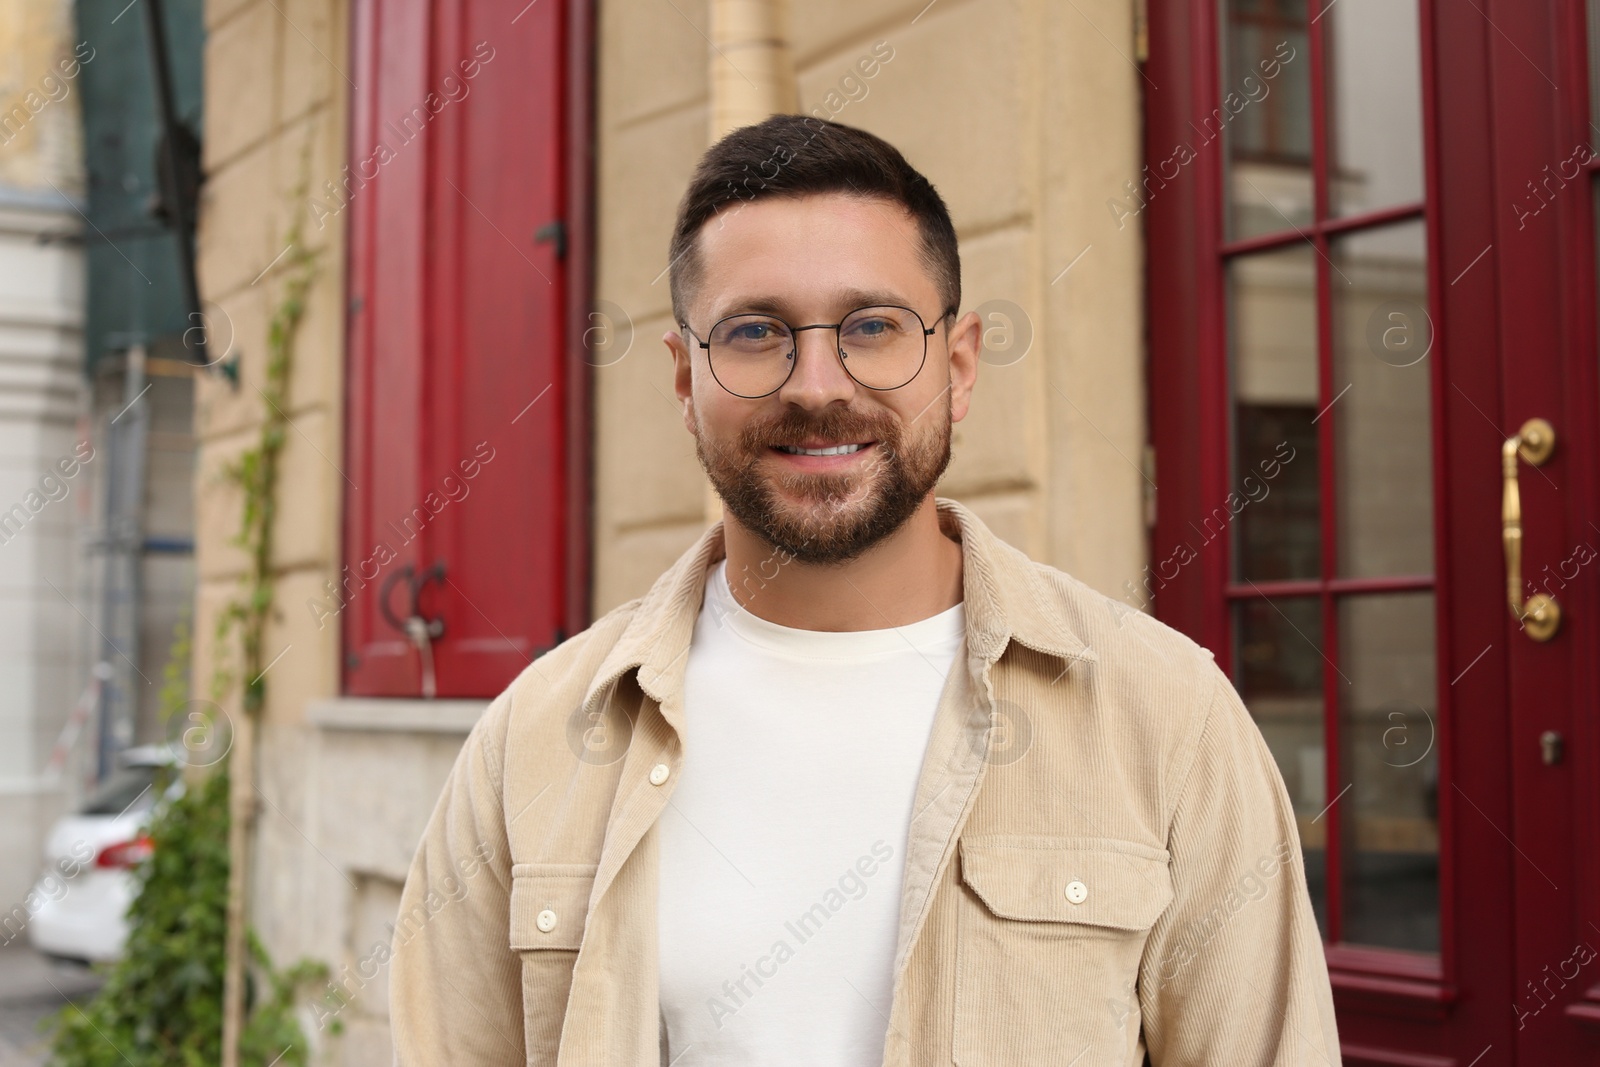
213,192,320,713
45,149,330,1065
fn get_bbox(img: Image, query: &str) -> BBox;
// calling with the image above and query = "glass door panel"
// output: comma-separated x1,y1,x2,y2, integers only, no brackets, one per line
1324,0,1426,217
1336,591,1438,952
1330,220,1434,579
1229,246,1321,581
1233,596,1327,932
1222,0,1314,240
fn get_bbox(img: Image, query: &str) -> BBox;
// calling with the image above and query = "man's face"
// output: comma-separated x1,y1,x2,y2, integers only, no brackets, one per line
667,193,980,565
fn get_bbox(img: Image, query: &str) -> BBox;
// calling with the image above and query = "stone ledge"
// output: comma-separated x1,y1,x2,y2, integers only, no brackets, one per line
306,697,488,734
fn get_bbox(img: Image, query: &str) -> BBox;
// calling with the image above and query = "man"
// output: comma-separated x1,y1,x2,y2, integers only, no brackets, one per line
390,114,1339,1066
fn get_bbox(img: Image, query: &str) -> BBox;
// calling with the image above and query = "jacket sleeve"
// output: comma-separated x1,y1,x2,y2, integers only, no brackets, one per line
390,690,524,1065
1137,665,1342,1065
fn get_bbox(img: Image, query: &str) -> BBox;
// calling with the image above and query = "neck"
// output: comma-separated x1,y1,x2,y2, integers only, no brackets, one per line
718,495,964,631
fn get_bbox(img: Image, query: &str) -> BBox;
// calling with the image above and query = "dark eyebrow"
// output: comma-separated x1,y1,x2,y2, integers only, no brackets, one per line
714,288,914,323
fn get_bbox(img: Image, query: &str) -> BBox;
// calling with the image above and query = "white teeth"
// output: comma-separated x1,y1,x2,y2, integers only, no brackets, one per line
777,443,868,456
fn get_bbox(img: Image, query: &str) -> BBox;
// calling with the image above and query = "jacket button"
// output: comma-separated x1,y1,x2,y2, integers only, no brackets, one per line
1065,880,1088,904
536,909,558,932
649,763,671,786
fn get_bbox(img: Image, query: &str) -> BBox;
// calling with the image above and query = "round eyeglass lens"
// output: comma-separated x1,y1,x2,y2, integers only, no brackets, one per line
708,315,794,397
838,306,926,389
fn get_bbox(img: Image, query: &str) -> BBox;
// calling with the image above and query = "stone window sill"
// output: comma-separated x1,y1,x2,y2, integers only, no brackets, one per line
306,697,489,734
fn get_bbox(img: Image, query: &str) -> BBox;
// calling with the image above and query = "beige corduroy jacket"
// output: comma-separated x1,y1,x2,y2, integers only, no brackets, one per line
389,497,1340,1066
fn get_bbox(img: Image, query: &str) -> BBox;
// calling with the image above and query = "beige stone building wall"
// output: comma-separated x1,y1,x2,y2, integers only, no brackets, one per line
593,0,1149,614
191,0,1150,1060
0,0,86,191
192,0,360,1047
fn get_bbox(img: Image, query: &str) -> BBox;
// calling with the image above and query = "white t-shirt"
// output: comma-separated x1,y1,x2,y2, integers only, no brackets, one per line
658,557,966,1066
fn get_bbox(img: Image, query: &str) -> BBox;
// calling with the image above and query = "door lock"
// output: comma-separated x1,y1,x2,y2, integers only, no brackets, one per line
1540,729,1564,766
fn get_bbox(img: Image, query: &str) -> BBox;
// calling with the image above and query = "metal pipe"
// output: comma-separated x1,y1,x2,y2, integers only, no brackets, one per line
708,0,797,139
704,0,796,522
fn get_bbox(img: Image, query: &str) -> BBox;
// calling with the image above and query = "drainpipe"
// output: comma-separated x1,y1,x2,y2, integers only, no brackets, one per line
709,0,797,139
705,0,797,521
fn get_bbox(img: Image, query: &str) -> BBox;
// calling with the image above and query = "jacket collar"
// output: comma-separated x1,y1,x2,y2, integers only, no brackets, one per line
580,496,1097,727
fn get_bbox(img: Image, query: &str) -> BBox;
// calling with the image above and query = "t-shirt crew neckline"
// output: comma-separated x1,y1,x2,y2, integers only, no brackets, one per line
706,557,965,660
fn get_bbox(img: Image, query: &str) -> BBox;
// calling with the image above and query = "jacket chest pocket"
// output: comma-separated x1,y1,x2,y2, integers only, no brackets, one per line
509,864,598,1067
953,836,1173,1067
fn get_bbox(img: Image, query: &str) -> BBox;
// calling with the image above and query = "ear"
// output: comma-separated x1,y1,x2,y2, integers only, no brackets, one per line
665,327,697,433
944,310,981,423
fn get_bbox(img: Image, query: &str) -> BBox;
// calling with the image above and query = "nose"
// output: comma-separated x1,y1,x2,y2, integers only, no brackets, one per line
775,326,856,409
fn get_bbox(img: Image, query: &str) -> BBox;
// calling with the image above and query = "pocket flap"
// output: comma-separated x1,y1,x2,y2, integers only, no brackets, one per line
958,836,1173,931
509,863,599,951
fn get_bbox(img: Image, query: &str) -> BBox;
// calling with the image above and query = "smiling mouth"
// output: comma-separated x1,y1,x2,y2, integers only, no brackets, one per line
772,442,872,457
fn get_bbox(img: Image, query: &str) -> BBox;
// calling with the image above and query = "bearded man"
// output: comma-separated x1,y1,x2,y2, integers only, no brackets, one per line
390,114,1339,1067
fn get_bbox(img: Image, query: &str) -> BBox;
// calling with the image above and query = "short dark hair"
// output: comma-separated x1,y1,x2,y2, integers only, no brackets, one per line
667,114,960,329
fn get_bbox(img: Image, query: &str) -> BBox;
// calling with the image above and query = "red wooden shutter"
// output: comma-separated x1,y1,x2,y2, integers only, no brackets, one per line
342,0,590,697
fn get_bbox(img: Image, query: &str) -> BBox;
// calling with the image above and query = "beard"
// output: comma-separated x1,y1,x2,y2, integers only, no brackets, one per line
694,394,952,565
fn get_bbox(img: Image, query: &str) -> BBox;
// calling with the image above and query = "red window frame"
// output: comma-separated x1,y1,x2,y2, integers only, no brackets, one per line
340,0,594,698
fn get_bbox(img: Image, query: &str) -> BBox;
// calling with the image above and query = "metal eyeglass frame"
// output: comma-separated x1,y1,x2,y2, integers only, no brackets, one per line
681,304,941,399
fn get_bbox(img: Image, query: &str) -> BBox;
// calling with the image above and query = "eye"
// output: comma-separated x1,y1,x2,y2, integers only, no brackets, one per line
843,315,900,340
714,317,791,347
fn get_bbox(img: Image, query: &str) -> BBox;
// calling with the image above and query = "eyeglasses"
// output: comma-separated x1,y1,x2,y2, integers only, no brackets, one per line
683,304,939,399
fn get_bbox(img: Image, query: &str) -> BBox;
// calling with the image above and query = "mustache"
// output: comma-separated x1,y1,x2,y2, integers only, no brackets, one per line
736,409,897,451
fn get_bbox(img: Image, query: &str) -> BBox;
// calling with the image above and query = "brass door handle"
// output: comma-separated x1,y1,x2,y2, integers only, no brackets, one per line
1501,418,1560,641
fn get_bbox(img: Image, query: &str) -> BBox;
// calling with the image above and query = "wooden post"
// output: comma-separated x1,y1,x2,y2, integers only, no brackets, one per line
220,711,255,1067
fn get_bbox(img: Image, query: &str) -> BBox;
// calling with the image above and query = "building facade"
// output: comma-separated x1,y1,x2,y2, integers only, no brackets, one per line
0,0,204,937
0,0,90,916
189,0,1600,1063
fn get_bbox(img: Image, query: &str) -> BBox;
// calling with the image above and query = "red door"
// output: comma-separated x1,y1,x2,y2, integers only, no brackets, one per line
1145,0,1600,1061
341,0,593,698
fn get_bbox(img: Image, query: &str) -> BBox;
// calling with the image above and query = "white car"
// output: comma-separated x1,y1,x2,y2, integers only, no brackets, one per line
26,745,181,963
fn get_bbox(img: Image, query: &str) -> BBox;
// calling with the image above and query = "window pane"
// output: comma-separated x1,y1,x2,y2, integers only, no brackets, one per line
1326,0,1426,217
1234,596,1327,935
1223,0,1313,239
1591,0,1600,124
1338,593,1439,951
1331,220,1434,578
1229,245,1321,580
